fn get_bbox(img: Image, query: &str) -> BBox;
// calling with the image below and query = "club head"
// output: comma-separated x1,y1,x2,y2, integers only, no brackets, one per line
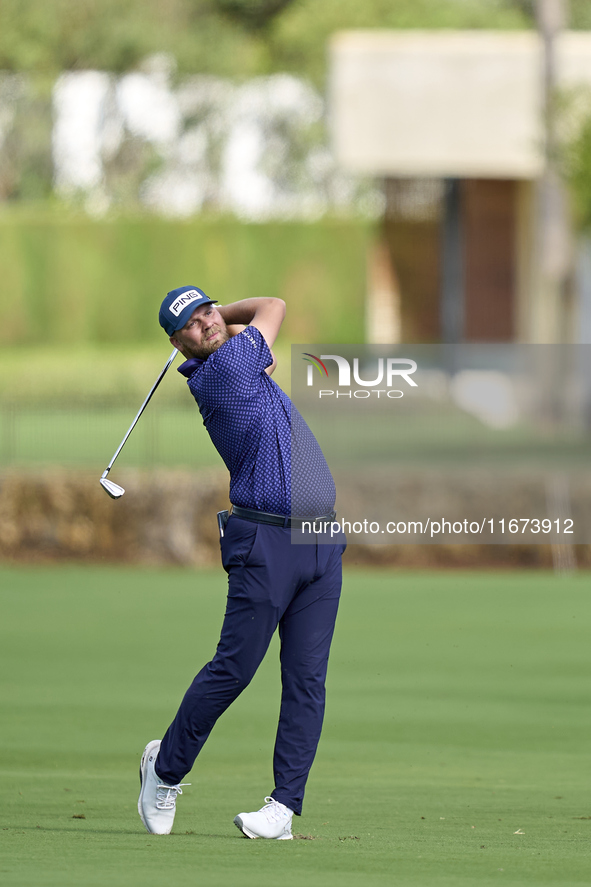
100,477,125,499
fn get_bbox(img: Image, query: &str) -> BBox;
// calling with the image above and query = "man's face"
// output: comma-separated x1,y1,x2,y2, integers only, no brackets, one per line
171,303,229,360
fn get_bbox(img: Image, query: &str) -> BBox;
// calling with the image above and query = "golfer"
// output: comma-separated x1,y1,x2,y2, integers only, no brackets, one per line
138,285,345,839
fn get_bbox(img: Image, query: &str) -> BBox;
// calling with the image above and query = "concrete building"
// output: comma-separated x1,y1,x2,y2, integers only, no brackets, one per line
329,30,591,344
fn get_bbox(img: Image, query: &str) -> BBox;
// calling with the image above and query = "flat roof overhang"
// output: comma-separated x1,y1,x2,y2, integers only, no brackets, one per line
329,30,591,179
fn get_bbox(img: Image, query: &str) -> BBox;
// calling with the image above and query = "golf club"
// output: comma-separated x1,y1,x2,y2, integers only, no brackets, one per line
100,347,178,498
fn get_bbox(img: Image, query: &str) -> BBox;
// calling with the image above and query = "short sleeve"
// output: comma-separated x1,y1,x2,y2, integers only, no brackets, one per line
207,325,273,392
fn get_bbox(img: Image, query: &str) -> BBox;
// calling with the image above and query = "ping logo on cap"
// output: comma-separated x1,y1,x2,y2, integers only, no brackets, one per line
169,289,202,317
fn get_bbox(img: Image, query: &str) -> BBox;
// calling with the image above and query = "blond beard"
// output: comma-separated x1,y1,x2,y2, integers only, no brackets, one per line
183,325,230,360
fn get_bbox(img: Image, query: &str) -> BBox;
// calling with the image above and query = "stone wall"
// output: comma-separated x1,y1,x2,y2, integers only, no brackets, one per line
0,469,229,567
0,469,586,569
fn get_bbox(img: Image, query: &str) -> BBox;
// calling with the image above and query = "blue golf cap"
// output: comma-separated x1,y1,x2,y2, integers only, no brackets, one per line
159,286,218,336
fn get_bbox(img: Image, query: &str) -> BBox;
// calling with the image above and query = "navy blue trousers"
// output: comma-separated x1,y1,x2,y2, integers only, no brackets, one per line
155,516,345,815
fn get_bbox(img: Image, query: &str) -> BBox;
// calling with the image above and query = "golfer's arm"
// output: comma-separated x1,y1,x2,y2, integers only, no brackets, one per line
265,352,278,376
226,323,246,338
218,298,286,348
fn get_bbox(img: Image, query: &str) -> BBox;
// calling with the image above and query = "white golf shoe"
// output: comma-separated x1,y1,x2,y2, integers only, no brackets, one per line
234,796,294,840
138,740,189,835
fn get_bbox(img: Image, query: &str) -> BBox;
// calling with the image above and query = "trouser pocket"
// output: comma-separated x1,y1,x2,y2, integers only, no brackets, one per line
220,516,259,572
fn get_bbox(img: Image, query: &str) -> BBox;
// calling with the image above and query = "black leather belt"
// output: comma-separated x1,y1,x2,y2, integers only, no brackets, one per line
231,505,336,530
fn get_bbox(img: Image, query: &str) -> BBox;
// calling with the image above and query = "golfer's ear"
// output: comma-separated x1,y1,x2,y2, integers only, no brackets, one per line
170,335,181,350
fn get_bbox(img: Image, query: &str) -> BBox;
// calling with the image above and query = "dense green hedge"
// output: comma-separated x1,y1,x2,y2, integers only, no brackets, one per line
0,213,373,346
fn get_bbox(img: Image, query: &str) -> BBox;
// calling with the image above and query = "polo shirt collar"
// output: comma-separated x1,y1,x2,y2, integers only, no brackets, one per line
177,357,204,378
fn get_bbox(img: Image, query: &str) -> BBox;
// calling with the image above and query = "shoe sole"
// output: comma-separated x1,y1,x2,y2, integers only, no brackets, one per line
138,739,163,834
233,815,293,840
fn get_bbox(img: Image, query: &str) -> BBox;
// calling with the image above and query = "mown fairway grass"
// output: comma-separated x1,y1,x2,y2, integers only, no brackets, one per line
2,565,591,887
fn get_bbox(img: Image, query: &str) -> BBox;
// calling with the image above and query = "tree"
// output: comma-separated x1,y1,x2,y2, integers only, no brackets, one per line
212,0,297,33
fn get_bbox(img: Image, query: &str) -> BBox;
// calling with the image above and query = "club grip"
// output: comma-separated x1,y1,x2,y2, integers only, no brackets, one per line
217,510,230,538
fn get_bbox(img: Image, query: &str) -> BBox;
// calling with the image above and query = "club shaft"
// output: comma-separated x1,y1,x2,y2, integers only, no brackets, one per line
103,348,178,474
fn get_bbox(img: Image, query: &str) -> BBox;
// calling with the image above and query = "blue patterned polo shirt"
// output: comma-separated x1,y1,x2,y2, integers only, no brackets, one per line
177,326,335,517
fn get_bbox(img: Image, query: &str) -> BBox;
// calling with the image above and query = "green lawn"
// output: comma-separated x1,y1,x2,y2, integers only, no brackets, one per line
0,403,220,468
0,343,291,469
2,566,591,886
1,345,588,474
